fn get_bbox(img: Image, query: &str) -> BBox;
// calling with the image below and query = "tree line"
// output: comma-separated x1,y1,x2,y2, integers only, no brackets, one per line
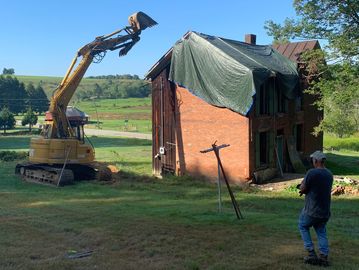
75,79,151,100
87,74,141,80
0,76,48,134
265,0,359,138
0,75,49,114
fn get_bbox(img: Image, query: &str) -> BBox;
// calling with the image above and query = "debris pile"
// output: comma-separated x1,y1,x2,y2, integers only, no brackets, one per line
331,177,359,196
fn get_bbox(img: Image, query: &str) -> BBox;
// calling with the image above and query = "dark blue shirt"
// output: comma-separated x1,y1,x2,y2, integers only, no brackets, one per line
303,168,333,219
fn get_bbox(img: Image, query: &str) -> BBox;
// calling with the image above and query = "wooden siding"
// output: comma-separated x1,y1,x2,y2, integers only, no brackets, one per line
152,68,176,176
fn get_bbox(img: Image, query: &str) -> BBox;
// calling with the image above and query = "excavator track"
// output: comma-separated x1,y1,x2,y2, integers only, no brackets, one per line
15,163,74,186
15,163,106,187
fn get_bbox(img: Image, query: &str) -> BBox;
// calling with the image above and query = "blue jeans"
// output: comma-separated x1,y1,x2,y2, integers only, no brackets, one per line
298,211,329,256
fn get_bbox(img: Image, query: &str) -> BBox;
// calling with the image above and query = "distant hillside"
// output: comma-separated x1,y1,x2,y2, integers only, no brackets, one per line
15,75,151,100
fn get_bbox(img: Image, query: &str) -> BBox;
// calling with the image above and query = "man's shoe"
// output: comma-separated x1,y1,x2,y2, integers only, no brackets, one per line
304,250,318,265
318,254,329,267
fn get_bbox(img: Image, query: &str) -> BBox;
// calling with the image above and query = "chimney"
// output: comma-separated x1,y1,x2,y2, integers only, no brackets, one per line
245,34,256,45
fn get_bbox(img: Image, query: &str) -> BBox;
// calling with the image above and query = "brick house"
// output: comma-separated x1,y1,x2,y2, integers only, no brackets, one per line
145,31,323,183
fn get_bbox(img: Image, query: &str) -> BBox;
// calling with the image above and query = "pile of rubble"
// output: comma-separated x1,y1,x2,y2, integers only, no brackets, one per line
331,177,359,196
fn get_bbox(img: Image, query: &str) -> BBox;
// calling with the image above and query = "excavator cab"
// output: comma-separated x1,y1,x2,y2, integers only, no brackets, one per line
66,106,88,142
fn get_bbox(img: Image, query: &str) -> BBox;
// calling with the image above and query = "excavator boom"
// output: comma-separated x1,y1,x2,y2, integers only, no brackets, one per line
46,12,157,139
16,12,157,186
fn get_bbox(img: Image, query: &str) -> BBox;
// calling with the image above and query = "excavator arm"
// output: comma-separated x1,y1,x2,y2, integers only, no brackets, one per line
45,12,157,139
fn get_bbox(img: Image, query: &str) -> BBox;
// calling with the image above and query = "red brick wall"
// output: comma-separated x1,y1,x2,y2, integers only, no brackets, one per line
175,86,250,182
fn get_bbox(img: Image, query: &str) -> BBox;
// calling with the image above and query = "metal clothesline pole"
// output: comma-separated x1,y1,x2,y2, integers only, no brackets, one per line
217,152,222,213
200,141,243,220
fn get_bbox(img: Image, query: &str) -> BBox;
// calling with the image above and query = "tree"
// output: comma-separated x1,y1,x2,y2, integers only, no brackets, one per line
309,63,359,137
0,76,27,114
265,0,359,61
93,83,103,97
2,68,15,75
265,0,359,137
21,107,38,132
0,107,16,134
25,83,49,113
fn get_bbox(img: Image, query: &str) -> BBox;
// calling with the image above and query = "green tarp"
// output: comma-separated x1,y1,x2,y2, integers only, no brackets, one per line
169,32,299,115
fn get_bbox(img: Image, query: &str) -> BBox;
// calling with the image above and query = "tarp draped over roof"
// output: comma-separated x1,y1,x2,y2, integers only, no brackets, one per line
169,32,299,115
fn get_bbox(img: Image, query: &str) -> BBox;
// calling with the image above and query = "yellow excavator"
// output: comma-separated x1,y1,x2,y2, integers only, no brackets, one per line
15,12,157,186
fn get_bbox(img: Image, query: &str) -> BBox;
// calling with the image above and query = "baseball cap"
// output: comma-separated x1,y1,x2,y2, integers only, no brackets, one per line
310,150,326,161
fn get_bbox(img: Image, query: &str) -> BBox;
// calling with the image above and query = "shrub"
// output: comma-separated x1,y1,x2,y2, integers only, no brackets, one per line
0,151,28,161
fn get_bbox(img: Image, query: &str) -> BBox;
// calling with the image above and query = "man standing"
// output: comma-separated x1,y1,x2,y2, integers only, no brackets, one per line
298,150,333,266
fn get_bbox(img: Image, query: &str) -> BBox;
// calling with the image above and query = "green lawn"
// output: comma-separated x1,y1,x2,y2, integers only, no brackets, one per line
74,98,151,133
72,97,151,115
324,134,359,179
0,136,358,269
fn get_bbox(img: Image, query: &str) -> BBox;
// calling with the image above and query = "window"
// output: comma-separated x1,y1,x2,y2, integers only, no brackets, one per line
276,87,287,113
295,96,303,111
259,84,269,115
259,131,268,165
295,124,303,151
277,129,284,136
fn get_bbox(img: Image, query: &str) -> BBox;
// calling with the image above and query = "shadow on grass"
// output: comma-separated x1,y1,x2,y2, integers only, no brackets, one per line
0,136,31,150
325,152,359,176
0,136,151,150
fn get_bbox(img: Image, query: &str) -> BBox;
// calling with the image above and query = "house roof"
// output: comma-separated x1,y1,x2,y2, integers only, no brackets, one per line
272,40,320,62
146,36,320,79
146,32,319,116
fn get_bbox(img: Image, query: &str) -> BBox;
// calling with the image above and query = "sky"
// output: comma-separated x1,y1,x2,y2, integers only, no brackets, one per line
0,0,298,78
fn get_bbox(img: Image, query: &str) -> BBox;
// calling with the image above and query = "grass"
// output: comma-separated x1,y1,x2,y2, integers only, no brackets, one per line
324,134,359,152
325,150,359,179
323,134,359,179
0,135,358,269
86,119,152,133
13,97,152,134
74,98,151,133
0,136,152,176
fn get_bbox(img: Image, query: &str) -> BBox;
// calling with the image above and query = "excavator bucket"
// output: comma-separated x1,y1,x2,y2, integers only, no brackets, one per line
128,11,157,32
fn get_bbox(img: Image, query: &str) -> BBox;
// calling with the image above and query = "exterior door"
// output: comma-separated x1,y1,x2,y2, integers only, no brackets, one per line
152,68,176,176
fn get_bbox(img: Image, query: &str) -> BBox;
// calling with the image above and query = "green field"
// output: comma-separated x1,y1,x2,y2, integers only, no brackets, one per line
14,75,147,99
0,135,358,269
13,97,152,134
14,75,114,99
74,98,152,133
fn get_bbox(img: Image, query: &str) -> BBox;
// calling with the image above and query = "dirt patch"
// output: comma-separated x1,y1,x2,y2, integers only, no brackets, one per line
250,173,359,196
249,173,303,191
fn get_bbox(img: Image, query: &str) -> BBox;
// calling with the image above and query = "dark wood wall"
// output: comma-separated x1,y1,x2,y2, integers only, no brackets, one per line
151,68,177,176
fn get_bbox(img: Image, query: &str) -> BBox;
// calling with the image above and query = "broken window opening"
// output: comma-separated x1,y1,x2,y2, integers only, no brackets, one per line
259,131,269,165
